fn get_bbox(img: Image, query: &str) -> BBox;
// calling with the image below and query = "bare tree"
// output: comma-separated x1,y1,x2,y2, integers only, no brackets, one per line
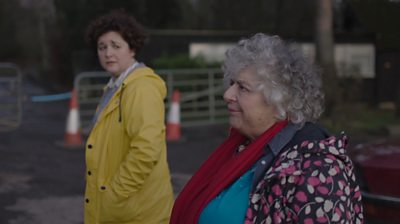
315,0,340,115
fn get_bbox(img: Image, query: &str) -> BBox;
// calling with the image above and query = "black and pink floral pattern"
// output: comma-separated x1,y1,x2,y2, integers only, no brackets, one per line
246,134,364,223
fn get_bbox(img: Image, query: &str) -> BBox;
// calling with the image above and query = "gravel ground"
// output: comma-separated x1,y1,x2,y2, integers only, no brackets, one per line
0,80,227,224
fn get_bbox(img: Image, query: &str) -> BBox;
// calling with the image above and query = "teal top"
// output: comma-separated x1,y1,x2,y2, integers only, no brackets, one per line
198,167,255,224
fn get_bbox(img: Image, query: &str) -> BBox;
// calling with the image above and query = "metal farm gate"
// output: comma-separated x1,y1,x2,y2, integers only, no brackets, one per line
74,69,228,134
0,63,23,131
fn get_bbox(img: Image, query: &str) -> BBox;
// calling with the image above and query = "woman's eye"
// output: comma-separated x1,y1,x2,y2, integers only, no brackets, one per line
98,45,106,51
229,80,234,86
238,85,247,91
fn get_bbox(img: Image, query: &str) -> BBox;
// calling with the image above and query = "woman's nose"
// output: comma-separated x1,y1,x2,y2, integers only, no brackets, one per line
223,85,236,102
105,48,113,57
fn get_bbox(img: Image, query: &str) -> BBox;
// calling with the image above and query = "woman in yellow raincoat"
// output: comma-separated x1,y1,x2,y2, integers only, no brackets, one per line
84,10,174,224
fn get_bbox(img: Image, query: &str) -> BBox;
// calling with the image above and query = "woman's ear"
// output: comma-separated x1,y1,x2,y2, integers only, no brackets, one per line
130,48,136,58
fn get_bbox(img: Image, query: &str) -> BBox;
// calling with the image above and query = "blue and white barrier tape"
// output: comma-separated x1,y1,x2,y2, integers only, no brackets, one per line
31,92,72,102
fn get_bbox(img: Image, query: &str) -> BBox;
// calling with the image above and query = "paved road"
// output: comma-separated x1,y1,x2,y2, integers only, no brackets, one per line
0,80,228,224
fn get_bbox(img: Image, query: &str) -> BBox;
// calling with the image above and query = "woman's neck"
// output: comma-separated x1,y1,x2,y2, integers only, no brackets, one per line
111,59,137,79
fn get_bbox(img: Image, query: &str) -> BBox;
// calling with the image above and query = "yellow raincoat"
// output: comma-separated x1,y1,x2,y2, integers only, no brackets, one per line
84,67,174,224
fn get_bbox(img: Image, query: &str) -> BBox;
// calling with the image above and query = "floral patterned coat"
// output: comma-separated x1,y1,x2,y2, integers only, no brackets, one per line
246,124,364,224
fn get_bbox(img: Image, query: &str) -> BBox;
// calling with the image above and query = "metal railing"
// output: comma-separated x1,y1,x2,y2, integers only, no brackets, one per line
0,63,23,131
362,191,400,207
74,68,228,134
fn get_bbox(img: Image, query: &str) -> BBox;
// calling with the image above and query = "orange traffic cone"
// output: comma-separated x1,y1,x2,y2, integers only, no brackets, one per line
166,90,181,141
63,89,83,148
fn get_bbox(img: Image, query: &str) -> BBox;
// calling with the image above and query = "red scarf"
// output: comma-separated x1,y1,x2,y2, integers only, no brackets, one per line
170,120,288,224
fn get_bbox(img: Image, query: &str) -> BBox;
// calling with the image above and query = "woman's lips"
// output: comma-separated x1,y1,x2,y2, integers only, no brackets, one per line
228,108,240,114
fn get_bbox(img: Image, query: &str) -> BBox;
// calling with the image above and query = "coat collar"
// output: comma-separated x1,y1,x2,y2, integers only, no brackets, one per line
91,66,153,130
266,122,301,156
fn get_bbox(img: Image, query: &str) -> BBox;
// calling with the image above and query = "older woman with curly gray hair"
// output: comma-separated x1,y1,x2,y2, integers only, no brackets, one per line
171,33,363,224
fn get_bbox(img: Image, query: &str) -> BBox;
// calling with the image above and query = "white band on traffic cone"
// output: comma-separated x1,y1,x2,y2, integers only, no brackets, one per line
168,102,180,124
66,108,80,134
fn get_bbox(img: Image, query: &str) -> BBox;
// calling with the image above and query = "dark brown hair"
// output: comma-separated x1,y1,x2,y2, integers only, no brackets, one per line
85,9,147,54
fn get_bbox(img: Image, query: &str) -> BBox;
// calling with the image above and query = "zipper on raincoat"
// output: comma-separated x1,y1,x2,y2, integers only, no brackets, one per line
118,83,125,123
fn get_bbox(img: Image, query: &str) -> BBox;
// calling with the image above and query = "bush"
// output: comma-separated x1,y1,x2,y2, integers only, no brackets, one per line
320,103,400,137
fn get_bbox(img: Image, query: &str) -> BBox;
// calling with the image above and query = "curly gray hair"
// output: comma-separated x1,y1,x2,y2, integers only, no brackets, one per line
222,33,324,126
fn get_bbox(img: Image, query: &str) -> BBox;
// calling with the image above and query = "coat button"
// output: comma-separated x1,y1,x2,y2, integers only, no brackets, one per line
100,186,106,190
87,144,93,149
85,198,89,203
87,171,91,176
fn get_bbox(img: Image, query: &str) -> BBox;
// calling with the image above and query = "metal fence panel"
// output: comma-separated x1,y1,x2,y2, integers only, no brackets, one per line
75,69,228,134
0,63,22,131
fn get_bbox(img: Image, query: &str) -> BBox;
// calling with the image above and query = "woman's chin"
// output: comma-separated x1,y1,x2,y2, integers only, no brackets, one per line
103,66,119,75
228,119,240,130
